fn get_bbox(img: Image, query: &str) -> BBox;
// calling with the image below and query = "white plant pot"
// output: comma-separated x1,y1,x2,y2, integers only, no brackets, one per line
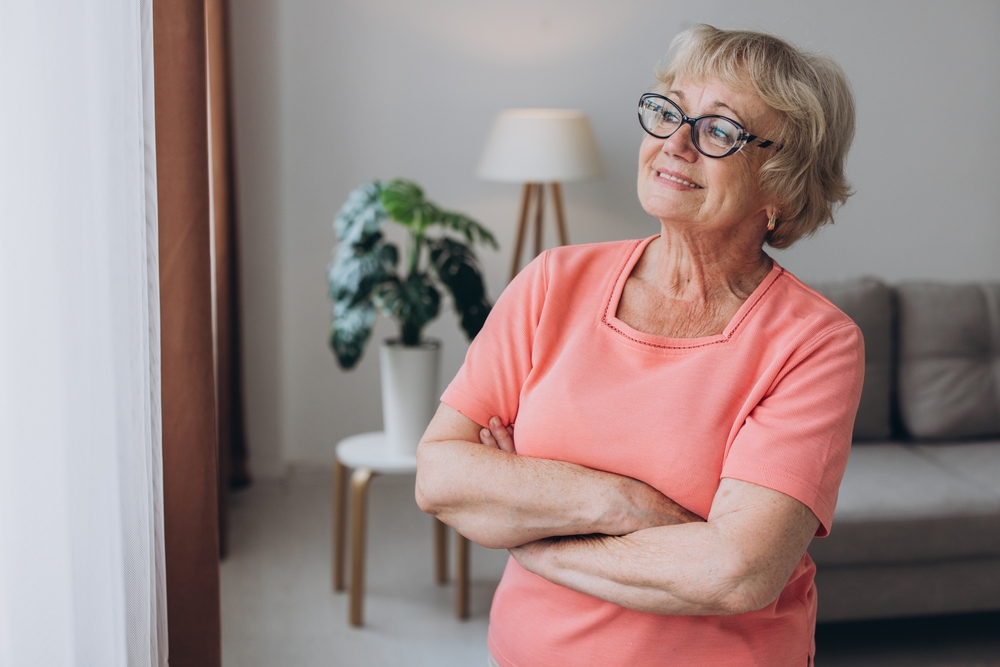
379,339,441,458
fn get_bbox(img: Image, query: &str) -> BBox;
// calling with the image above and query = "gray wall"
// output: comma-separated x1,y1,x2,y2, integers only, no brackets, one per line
229,0,1000,476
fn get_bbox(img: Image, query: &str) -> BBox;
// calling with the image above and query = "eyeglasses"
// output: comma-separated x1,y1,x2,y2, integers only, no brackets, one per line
638,93,781,159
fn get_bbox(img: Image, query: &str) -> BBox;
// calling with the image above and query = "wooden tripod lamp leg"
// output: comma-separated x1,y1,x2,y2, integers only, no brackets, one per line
508,183,533,283
332,459,348,591
434,518,448,584
455,533,470,619
349,467,374,627
551,182,569,246
532,181,546,258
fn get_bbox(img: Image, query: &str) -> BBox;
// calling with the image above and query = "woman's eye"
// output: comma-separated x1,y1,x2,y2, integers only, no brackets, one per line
706,123,735,143
663,110,681,123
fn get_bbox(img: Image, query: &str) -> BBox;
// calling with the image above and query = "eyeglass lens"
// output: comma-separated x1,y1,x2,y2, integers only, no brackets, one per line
639,96,743,158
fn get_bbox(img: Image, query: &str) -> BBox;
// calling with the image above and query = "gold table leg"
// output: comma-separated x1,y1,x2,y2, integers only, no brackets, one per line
335,451,462,625
332,459,347,591
434,518,449,584
456,533,470,619
349,467,375,627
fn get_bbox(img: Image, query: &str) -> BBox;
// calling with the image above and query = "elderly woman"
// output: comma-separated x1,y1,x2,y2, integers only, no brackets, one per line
415,24,863,667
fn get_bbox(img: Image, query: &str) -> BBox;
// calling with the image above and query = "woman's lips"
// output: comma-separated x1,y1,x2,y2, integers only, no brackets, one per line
656,170,703,189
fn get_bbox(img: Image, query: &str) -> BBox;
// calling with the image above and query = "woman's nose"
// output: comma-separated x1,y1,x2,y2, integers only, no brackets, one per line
662,123,698,160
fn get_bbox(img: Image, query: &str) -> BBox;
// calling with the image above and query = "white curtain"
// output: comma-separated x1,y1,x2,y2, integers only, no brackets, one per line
0,0,166,666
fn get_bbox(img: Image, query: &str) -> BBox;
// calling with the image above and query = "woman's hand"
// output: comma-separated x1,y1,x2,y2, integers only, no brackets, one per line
478,416,516,454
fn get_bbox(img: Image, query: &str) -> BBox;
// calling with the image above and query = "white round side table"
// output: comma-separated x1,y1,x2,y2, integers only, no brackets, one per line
331,431,471,626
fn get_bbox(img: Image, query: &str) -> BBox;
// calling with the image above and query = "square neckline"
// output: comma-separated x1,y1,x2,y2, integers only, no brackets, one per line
600,235,784,350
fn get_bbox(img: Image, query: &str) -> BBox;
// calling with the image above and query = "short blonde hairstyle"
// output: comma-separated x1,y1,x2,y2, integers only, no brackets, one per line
654,25,855,248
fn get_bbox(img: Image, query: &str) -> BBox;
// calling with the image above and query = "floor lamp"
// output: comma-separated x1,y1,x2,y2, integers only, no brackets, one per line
478,109,604,282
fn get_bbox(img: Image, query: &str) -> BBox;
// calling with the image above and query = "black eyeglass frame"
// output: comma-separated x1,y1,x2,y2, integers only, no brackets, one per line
638,93,782,159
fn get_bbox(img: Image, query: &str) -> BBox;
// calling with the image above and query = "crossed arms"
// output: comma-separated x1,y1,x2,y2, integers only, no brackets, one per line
415,403,820,616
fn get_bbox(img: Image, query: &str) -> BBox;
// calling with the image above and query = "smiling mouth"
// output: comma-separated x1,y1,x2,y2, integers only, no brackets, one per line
656,171,702,189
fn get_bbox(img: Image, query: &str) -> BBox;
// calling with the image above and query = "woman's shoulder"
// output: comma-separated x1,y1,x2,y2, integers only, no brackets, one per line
497,237,645,313
739,268,865,410
758,266,863,347
544,237,643,267
537,237,647,285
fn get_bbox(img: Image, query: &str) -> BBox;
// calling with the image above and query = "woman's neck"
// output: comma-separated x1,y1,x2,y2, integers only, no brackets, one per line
615,221,774,340
641,224,773,306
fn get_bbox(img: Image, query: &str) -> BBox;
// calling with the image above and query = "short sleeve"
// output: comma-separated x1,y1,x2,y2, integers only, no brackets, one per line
721,322,865,537
440,251,549,428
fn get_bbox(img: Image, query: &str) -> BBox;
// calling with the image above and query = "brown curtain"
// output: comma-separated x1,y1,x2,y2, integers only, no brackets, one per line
153,0,250,667
155,0,248,662
206,0,249,560
154,0,222,664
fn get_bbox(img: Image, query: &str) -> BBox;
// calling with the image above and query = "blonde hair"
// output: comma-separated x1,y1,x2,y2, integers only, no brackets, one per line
654,25,856,248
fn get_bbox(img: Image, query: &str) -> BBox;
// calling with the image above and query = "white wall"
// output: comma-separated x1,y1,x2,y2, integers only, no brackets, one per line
229,0,1000,476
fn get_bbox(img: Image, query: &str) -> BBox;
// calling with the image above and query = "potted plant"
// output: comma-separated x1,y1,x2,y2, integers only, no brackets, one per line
328,178,497,456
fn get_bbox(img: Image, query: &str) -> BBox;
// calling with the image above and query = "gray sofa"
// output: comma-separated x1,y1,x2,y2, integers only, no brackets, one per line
807,279,1000,622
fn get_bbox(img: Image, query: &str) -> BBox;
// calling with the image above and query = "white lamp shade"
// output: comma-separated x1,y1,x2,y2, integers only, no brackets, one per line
477,109,604,183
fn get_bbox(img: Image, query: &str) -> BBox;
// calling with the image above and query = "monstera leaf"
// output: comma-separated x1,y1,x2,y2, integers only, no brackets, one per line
327,235,398,368
328,236,393,304
428,237,492,339
334,182,386,247
434,210,498,250
328,178,496,369
373,272,441,345
379,180,425,230
329,298,376,370
379,179,499,248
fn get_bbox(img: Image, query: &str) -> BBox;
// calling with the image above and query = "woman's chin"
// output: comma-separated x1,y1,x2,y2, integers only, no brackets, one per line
639,196,696,224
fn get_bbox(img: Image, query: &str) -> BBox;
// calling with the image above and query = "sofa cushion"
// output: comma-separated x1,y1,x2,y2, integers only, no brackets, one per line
814,557,1000,622
912,441,1000,494
811,277,894,440
897,282,1000,439
808,443,1000,567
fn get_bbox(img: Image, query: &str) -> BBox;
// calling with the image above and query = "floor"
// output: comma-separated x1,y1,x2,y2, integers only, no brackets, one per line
221,468,1000,667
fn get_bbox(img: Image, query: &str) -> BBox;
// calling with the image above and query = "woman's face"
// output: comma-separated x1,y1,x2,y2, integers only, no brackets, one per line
637,77,779,236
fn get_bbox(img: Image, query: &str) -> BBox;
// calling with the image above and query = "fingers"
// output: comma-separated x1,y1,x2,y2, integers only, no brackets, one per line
479,427,499,449
658,500,706,526
489,417,516,454
611,478,707,534
677,506,707,523
477,416,516,453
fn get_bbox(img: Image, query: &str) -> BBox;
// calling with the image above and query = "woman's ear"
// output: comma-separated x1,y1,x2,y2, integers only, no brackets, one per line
765,206,780,231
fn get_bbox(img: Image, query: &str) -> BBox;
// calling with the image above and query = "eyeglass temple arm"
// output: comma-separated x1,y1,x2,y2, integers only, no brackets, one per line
744,134,780,151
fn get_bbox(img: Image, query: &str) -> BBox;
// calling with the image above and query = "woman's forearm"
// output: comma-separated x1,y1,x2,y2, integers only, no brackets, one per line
508,478,821,615
415,436,688,549
510,524,744,615
414,405,700,549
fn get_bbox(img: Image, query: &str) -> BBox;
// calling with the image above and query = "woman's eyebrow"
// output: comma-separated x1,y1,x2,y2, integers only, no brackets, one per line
668,91,747,124
709,101,746,123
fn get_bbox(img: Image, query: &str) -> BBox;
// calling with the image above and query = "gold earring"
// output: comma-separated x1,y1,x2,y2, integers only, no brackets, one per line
767,211,778,231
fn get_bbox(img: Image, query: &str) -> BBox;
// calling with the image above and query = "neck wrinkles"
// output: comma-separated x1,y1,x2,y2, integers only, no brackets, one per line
641,226,773,305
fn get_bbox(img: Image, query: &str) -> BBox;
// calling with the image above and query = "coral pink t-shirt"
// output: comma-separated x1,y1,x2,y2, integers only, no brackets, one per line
441,237,865,667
